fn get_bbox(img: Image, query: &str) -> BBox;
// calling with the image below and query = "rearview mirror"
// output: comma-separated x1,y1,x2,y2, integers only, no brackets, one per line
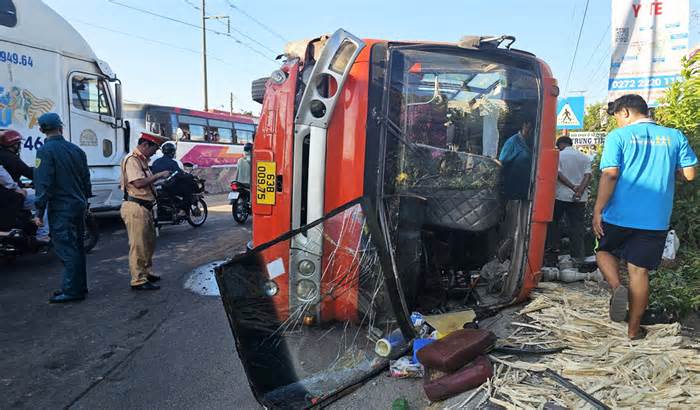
115,81,123,121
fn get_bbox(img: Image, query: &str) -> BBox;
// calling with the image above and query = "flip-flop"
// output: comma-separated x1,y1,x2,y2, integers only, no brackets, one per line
609,286,629,322
630,327,648,341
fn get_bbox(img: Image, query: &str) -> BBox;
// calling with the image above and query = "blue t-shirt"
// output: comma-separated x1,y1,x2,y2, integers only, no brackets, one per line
599,119,698,230
499,132,532,200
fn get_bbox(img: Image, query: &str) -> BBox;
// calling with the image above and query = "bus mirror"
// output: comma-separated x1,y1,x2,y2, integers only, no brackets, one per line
115,82,123,121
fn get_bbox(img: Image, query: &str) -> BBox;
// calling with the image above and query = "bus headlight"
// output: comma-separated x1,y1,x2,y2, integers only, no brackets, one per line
263,280,279,297
296,279,317,301
298,259,315,276
271,69,287,84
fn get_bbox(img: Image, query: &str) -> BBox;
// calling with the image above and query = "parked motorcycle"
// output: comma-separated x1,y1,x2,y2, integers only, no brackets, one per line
0,207,99,261
229,181,250,224
154,171,208,229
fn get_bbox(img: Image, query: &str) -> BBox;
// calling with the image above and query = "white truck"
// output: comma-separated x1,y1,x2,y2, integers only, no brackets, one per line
0,0,128,211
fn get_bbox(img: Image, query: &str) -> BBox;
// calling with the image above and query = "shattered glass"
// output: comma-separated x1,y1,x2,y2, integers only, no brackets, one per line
216,201,409,409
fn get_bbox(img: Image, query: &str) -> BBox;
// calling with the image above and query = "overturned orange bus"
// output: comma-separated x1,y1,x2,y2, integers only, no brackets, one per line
216,30,559,408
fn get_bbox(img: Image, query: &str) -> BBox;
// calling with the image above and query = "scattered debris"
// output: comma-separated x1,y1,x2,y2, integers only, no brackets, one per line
541,266,603,283
389,356,424,378
423,310,476,337
423,355,493,402
662,229,680,260
480,259,511,292
488,282,700,408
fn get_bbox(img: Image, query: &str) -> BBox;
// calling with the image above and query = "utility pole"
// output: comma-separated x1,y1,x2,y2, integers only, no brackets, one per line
230,92,234,115
200,1,229,112
201,0,208,111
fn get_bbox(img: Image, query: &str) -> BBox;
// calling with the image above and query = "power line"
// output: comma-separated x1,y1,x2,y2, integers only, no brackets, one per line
224,0,287,42
179,0,278,54
182,0,200,10
70,18,240,69
564,0,591,94
106,0,277,62
582,22,611,69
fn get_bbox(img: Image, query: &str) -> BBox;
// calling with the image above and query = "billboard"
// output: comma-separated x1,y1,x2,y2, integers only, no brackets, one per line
608,0,690,106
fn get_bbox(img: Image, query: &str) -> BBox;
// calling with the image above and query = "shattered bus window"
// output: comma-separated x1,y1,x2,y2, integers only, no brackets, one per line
380,47,541,313
215,201,407,408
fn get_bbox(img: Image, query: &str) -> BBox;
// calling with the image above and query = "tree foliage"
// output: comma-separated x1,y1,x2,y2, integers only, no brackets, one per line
583,102,617,132
655,53,700,249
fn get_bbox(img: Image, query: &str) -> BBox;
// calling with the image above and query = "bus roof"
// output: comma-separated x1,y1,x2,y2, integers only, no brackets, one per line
124,102,258,125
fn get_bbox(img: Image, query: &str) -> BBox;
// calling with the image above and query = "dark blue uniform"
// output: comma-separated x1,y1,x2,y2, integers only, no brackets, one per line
150,156,181,174
34,135,91,298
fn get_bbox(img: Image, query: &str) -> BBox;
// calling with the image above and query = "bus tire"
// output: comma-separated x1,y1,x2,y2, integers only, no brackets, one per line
251,77,269,104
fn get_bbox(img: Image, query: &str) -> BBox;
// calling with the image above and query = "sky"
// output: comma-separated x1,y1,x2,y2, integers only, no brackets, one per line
42,0,700,116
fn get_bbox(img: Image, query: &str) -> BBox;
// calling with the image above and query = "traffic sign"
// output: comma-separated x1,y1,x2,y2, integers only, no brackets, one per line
556,96,584,130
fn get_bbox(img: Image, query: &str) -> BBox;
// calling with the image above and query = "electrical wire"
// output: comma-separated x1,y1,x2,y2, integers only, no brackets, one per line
224,0,287,42
179,0,278,54
582,21,611,70
106,0,277,63
564,0,591,94
70,18,239,69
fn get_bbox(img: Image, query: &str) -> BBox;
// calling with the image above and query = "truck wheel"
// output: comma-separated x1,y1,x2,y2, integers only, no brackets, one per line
251,77,269,104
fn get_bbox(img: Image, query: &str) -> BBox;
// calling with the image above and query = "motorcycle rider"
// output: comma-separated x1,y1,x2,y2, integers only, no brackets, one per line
0,129,50,241
235,143,252,188
151,141,182,174
151,141,196,211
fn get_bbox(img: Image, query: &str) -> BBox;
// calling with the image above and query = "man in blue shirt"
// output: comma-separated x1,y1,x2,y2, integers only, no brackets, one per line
594,94,697,339
34,113,92,303
499,121,533,200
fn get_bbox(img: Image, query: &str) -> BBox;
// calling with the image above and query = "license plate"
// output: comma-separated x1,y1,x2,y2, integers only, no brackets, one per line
255,161,276,205
228,192,239,201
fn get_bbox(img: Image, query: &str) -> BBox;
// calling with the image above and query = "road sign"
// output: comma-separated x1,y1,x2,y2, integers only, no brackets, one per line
556,96,584,130
569,131,605,146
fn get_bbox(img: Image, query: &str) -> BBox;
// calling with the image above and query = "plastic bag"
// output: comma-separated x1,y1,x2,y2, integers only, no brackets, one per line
389,356,424,378
662,230,680,261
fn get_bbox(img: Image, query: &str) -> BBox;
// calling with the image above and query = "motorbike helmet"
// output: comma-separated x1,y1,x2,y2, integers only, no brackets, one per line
161,141,177,158
0,129,22,148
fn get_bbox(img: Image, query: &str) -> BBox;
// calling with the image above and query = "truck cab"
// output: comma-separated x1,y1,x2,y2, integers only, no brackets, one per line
216,30,559,407
0,0,126,211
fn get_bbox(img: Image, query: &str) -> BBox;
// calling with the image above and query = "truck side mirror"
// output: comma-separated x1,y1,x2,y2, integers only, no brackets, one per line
115,81,123,122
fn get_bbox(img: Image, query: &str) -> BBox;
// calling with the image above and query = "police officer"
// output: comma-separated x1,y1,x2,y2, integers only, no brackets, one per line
121,131,170,291
34,113,92,303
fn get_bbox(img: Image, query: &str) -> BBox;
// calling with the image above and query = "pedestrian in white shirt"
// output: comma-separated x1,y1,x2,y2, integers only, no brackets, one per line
546,136,592,264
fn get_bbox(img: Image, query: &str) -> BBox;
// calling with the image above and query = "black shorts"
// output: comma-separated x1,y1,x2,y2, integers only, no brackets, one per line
597,222,667,270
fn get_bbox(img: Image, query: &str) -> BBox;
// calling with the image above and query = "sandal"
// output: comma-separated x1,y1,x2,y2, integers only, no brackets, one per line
630,326,648,340
609,286,629,322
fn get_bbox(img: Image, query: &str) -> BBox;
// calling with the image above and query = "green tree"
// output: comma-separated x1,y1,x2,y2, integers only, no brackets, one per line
656,53,700,249
583,101,617,132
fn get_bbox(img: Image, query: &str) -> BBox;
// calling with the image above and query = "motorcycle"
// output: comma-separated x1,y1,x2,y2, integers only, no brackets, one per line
0,207,99,261
229,181,250,224
154,170,208,229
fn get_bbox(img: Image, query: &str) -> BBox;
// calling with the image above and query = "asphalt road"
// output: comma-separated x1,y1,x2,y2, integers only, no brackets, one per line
0,194,441,410
0,195,261,410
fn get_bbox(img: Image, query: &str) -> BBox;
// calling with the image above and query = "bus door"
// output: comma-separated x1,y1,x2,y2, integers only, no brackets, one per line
67,72,118,166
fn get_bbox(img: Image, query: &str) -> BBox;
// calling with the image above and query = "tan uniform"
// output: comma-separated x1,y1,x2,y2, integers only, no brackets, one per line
120,150,157,286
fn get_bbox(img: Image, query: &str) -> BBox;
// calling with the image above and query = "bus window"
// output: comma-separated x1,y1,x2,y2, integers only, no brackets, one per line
217,128,233,143
234,123,255,144
71,75,113,116
189,124,206,141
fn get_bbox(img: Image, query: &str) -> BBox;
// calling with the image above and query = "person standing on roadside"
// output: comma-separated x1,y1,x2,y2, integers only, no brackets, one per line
547,136,592,264
593,94,697,340
34,113,92,303
121,131,170,291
